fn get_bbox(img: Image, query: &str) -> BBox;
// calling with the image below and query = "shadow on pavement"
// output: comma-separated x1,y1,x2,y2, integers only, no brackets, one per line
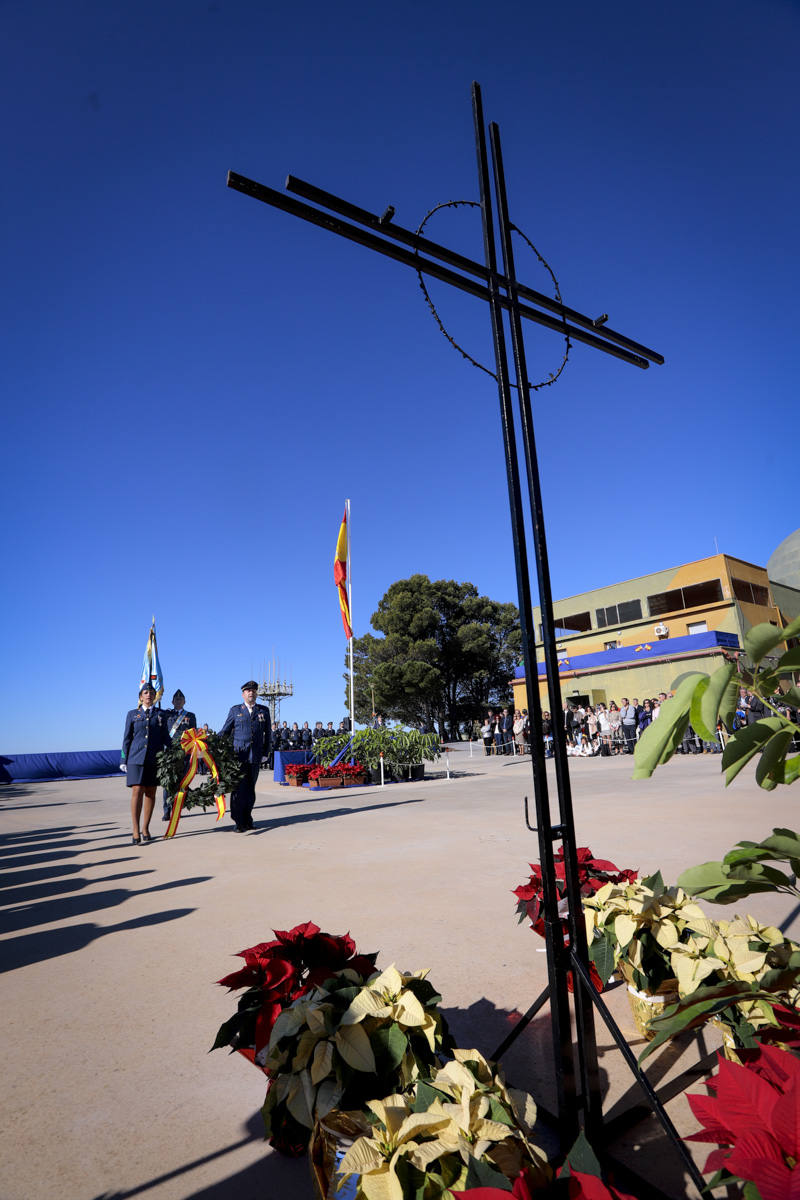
0,875,211,937
90,1110,314,1200
1,908,197,973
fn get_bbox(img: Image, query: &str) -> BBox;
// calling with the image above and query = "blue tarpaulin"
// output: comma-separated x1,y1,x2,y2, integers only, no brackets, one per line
0,750,122,784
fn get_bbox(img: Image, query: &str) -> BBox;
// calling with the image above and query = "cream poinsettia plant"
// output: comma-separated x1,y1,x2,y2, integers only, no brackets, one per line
584,871,708,994
337,1050,551,1200
262,964,452,1146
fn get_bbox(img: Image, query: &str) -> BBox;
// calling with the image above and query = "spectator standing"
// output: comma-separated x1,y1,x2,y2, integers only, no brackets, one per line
542,710,554,757
620,697,638,755
513,709,525,754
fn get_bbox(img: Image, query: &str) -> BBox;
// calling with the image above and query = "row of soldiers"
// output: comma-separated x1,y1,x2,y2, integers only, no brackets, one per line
270,719,350,753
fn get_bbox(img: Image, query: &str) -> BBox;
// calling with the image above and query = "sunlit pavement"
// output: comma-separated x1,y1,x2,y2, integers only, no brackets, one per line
2,748,796,1200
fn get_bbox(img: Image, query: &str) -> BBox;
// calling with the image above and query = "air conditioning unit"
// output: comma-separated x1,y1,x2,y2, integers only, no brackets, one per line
653,623,669,638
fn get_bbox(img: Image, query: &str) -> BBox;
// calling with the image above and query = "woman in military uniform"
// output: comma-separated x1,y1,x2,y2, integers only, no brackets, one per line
121,683,172,844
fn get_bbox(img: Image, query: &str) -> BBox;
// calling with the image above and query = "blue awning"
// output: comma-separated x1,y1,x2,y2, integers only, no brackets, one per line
514,630,740,679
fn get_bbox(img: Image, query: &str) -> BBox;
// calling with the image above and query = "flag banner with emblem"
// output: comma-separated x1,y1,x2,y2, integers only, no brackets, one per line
140,619,164,703
334,508,352,639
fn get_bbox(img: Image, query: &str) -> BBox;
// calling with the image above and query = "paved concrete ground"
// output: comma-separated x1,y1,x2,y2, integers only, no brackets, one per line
2,748,798,1200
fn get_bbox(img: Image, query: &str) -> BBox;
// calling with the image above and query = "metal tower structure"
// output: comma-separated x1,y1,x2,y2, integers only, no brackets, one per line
258,659,294,725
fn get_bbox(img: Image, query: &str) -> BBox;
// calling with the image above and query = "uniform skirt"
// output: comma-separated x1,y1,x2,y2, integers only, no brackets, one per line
126,758,160,787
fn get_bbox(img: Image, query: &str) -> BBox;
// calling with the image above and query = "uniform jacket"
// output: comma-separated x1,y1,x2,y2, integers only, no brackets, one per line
121,706,172,766
219,703,272,762
165,709,197,742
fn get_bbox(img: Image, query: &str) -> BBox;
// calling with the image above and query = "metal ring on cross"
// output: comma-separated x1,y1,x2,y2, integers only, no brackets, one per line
414,199,570,390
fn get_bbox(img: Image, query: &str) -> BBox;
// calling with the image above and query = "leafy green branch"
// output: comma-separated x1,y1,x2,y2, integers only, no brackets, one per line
633,614,800,790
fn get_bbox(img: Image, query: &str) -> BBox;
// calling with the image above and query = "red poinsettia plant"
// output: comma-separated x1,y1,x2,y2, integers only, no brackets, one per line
284,762,314,782
211,921,378,1063
513,848,637,994
685,1043,800,1199
338,761,366,778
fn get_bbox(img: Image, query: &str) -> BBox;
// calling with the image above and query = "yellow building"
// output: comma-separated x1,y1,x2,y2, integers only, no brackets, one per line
512,553,800,712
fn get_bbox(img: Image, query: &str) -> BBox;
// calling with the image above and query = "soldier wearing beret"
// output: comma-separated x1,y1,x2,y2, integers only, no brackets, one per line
120,683,172,844
162,689,197,822
219,681,272,833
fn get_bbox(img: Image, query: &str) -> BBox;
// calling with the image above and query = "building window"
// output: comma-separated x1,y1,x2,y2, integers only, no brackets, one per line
604,639,620,651
647,579,722,617
553,610,592,636
596,599,642,627
732,577,771,607
618,598,643,622
687,621,708,635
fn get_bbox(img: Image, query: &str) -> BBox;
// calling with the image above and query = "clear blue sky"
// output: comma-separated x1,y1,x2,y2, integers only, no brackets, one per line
2,0,797,753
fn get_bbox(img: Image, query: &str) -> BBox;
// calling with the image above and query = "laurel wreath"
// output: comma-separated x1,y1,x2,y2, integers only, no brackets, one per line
156,732,245,811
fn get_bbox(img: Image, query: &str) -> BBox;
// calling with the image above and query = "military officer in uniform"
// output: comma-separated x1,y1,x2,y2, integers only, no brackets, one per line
162,689,197,821
121,684,172,844
312,721,325,743
219,681,272,833
300,721,314,750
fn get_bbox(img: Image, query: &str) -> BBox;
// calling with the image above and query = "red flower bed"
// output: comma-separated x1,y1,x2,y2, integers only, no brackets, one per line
338,761,366,779
285,762,314,782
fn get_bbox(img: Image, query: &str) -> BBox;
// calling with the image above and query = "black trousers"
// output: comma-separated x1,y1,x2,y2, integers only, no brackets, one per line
231,757,260,829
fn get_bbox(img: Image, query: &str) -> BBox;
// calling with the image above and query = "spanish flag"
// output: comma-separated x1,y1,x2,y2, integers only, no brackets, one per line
334,507,352,639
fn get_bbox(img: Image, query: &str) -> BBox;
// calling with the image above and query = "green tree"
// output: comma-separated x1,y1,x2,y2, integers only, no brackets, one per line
346,575,521,736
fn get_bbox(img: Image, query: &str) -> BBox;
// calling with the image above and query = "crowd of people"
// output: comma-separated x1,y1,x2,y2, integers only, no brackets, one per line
477,688,800,761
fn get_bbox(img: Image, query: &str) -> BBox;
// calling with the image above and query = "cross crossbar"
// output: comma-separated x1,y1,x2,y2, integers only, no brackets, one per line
227,170,660,369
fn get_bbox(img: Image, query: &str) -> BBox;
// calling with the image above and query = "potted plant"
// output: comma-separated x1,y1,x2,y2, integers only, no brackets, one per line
331,1049,550,1199
513,847,636,993
339,761,367,786
212,921,378,1066
262,963,453,1155
315,728,440,784
285,762,314,787
583,871,708,1038
308,764,344,789
685,1042,800,1198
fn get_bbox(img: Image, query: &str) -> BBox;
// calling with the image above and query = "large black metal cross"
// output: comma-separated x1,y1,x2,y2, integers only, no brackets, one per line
228,83,707,1197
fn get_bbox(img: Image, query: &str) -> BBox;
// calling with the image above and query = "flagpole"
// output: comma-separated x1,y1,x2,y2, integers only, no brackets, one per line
346,497,354,730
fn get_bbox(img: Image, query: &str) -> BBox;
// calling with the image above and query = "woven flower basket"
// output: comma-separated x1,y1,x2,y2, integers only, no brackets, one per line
709,1016,742,1063
309,1111,365,1200
617,960,679,1041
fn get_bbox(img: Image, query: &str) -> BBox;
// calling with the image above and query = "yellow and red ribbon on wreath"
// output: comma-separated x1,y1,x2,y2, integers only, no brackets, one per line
164,728,226,839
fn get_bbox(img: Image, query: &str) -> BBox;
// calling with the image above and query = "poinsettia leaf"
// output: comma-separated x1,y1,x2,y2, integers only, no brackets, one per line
335,1022,377,1073
409,1079,445,1113
767,1070,800,1161
370,1023,408,1073
562,1130,604,1177
727,1131,792,1200
462,1155,513,1192
588,937,615,986
714,1057,779,1137
210,1012,247,1051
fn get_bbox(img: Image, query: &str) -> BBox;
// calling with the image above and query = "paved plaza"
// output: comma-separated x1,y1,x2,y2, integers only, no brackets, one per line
2,748,797,1200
